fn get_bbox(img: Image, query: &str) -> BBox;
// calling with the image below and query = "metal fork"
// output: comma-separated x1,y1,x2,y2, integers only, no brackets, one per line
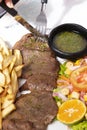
36,0,48,39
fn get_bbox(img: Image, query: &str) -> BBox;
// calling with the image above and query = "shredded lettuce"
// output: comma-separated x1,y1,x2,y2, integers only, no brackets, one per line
58,62,69,77
59,62,67,75
71,121,87,130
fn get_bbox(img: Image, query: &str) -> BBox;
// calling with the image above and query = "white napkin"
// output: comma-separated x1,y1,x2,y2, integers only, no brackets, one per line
0,13,29,47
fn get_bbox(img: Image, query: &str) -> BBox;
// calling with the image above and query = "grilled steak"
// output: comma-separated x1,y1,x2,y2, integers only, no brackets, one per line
3,34,59,130
22,73,58,91
13,33,59,91
3,91,58,130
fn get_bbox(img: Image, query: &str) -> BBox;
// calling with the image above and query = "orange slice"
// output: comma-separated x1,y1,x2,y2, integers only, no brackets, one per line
57,99,86,125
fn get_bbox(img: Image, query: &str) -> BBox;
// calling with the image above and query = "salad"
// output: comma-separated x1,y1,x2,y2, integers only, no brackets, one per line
53,56,87,130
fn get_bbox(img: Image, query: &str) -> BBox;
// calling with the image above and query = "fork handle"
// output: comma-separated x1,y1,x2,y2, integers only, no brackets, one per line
41,0,48,4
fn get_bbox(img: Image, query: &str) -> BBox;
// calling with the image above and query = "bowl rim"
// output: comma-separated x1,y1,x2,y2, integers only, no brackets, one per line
48,23,87,59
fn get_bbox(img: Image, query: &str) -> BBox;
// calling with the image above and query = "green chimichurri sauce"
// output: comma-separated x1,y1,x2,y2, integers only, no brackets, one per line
53,31,87,53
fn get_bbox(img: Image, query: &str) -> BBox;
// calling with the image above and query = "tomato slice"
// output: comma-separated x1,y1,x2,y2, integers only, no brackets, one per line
70,66,87,91
76,70,87,83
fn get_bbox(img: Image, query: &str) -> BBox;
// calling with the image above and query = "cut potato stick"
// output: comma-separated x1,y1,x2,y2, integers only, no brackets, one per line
1,94,15,109
0,52,3,70
3,68,10,85
0,72,5,87
0,38,23,127
11,69,18,96
2,103,16,119
0,87,4,94
7,84,13,94
14,49,22,65
14,65,24,72
0,52,3,63
0,98,2,130
0,88,8,98
0,63,2,70
1,94,14,104
2,99,14,109
14,65,24,77
9,49,12,56
9,55,16,73
2,55,14,69
5,94,15,100
0,38,9,56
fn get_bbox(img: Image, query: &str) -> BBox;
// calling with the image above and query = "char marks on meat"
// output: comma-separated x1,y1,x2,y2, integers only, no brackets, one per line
3,34,59,130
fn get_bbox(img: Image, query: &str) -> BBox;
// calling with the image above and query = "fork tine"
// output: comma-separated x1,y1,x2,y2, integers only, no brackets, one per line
35,0,48,42
42,25,47,35
35,24,47,43
36,22,47,35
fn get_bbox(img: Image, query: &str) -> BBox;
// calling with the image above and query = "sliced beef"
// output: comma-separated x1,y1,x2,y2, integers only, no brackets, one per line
13,33,59,91
3,119,33,130
21,49,58,80
3,91,58,130
21,73,58,92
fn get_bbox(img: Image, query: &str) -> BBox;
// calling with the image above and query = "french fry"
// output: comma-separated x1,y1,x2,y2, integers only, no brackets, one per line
14,64,24,77
3,68,10,85
2,99,14,109
0,38,9,56
0,88,8,98
5,94,15,100
8,49,12,56
1,94,14,105
0,52,3,70
11,69,18,96
0,52,3,63
2,55,15,69
14,65,24,72
7,84,13,94
0,72,5,87
0,87,4,94
2,103,16,119
0,98,2,130
0,63,2,70
0,38,23,127
16,70,22,78
9,55,16,73
14,49,22,65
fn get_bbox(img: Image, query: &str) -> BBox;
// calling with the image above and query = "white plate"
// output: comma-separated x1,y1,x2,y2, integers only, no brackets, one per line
47,121,68,130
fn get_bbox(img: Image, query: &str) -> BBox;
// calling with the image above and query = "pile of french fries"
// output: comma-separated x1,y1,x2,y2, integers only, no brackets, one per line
0,38,23,129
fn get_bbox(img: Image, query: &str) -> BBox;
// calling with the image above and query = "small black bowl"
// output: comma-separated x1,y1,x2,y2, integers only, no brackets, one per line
48,23,87,60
